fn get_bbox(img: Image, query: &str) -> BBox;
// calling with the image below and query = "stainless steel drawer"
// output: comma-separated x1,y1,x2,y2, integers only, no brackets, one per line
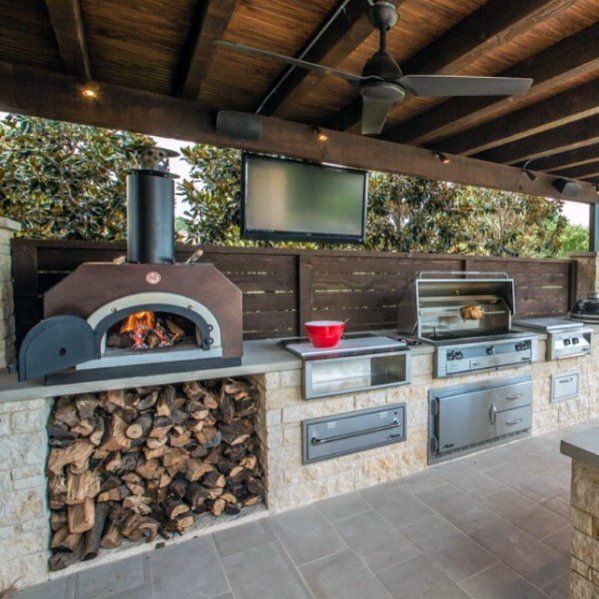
495,405,532,436
493,380,532,411
551,372,579,403
303,403,406,463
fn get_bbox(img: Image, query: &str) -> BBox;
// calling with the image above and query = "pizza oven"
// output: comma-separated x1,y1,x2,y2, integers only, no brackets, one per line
17,148,242,384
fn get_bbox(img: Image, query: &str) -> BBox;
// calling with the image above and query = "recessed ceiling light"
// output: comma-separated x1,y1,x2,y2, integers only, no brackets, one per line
80,82,99,99
314,127,329,143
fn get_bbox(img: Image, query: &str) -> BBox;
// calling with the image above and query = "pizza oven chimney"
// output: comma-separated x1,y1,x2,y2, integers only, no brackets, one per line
127,147,179,264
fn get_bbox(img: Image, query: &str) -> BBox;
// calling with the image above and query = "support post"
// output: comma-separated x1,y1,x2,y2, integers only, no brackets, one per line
0,218,21,370
589,203,599,253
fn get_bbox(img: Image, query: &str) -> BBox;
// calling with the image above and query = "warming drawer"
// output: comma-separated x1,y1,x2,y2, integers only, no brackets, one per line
303,404,406,463
495,405,533,437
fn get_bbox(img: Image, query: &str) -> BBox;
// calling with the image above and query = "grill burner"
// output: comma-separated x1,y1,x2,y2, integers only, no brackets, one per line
17,147,243,383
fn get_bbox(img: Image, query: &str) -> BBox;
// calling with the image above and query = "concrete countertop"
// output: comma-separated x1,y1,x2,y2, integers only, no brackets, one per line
561,427,599,470
0,327,565,404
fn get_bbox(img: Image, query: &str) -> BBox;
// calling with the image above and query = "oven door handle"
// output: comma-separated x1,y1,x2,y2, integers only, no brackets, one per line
311,421,400,445
489,403,497,425
505,393,523,401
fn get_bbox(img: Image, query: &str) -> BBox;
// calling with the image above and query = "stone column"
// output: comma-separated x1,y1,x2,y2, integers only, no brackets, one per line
570,460,599,597
0,217,21,370
571,253,599,301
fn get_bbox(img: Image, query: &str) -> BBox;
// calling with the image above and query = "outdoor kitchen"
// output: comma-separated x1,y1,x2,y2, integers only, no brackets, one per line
0,1,598,598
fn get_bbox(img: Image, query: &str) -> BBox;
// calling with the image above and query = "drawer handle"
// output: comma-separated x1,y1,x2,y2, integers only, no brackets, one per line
558,377,574,384
490,404,497,425
505,418,523,426
505,393,523,401
311,421,400,445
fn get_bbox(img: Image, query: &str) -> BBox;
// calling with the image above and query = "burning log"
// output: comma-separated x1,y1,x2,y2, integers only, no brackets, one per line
46,377,262,570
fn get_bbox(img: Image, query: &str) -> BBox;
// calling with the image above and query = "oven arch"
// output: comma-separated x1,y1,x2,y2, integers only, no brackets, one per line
87,292,222,351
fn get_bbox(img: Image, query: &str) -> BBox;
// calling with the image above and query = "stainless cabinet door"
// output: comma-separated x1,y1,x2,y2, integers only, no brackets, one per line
437,390,494,452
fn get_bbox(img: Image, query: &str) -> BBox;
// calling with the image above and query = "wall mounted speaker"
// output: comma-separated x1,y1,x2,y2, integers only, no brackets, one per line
216,111,262,141
552,178,582,198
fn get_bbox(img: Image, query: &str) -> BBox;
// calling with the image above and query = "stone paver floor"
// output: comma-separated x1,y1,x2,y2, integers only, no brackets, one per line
15,418,599,599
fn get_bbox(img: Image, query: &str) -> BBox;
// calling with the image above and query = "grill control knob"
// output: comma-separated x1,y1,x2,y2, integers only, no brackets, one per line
564,338,572,346
486,346,495,355
454,351,464,360
572,337,579,345
447,351,455,361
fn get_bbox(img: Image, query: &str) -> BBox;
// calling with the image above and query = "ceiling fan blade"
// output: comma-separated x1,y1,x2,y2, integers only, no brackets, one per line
361,93,394,135
398,75,533,97
216,40,372,84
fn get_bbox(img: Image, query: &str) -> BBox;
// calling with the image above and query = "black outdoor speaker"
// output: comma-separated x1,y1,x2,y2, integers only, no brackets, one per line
552,178,582,198
216,111,262,141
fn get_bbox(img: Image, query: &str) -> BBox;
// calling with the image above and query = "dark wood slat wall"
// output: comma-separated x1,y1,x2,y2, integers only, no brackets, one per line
12,239,577,346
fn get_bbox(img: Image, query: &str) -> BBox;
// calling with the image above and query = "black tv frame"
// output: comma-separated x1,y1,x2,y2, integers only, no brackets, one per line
240,152,369,243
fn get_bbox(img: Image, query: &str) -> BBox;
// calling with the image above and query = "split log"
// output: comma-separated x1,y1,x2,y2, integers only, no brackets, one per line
89,415,105,446
219,420,253,446
48,440,95,476
134,391,158,411
144,445,167,460
100,415,131,452
123,496,153,515
173,512,195,532
68,497,95,534
156,385,175,417
162,447,188,469
186,400,209,420
218,390,236,424
47,422,77,447
99,389,126,413
100,521,122,549
66,471,100,505
82,502,109,560
211,498,226,516
149,416,173,438
126,413,153,439
246,478,264,497
53,398,80,428
75,394,99,420
51,526,82,552
193,426,219,446
169,426,191,448
202,470,226,489
186,460,213,482
121,514,159,543
97,485,129,503
103,452,122,472
122,472,145,496
164,498,188,520
50,510,68,531
49,543,83,571
71,420,94,437
170,476,188,498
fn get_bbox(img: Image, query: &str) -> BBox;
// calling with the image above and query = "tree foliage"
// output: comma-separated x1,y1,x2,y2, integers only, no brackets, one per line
178,144,572,258
0,114,153,240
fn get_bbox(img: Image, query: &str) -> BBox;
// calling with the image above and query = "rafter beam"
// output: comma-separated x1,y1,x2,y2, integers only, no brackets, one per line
475,115,599,165
522,144,599,173
175,0,238,98
326,0,579,132
0,62,595,202
385,24,599,146
553,161,599,181
431,80,599,156
44,0,91,80
259,0,402,118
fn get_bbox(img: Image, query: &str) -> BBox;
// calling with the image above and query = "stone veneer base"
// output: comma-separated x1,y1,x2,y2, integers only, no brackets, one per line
1,336,598,590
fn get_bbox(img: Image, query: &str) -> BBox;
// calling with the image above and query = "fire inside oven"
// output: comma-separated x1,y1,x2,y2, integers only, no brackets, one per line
107,311,194,351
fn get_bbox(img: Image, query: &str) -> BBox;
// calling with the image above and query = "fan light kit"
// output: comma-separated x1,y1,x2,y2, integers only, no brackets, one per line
433,151,451,164
314,127,329,142
80,82,99,99
216,1,533,136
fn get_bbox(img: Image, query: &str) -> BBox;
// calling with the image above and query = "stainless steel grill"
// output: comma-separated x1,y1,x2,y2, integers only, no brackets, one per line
398,271,537,378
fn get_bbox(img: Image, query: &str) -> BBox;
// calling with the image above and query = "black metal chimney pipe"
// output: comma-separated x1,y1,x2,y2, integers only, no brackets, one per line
126,147,179,264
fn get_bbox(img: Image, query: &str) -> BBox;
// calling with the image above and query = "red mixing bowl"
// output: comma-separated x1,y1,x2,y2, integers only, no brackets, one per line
304,320,346,348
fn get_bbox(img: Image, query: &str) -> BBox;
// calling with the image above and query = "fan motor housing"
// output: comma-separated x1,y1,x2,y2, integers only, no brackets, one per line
369,1,399,30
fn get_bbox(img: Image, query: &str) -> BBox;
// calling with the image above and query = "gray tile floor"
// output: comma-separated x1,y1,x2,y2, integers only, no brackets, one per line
15,418,599,599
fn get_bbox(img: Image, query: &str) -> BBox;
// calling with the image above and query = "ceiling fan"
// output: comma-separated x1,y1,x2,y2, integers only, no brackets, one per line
215,0,533,135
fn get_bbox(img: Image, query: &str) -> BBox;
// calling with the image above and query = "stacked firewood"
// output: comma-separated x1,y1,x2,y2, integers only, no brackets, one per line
46,378,263,571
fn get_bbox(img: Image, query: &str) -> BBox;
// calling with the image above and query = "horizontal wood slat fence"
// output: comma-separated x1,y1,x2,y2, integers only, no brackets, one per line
12,239,577,346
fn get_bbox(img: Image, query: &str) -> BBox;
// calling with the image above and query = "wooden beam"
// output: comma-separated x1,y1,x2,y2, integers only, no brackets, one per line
327,0,579,132
553,162,599,181
175,0,238,99
384,23,599,145
519,144,599,173
260,0,402,118
0,61,595,203
44,0,91,80
431,80,599,156
475,115,599,164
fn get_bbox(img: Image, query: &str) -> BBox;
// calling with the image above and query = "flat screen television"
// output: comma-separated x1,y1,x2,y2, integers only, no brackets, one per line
241,153,368,243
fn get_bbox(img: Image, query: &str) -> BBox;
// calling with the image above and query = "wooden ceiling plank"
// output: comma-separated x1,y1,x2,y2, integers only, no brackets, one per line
432,80,599,156
553,161,599,180
385,23,599,146
524,144,599,172
176,0,239,99
474,115,599,164
0,61,595,203
44,0,91,80
327,0,580,132
259,0,402,119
